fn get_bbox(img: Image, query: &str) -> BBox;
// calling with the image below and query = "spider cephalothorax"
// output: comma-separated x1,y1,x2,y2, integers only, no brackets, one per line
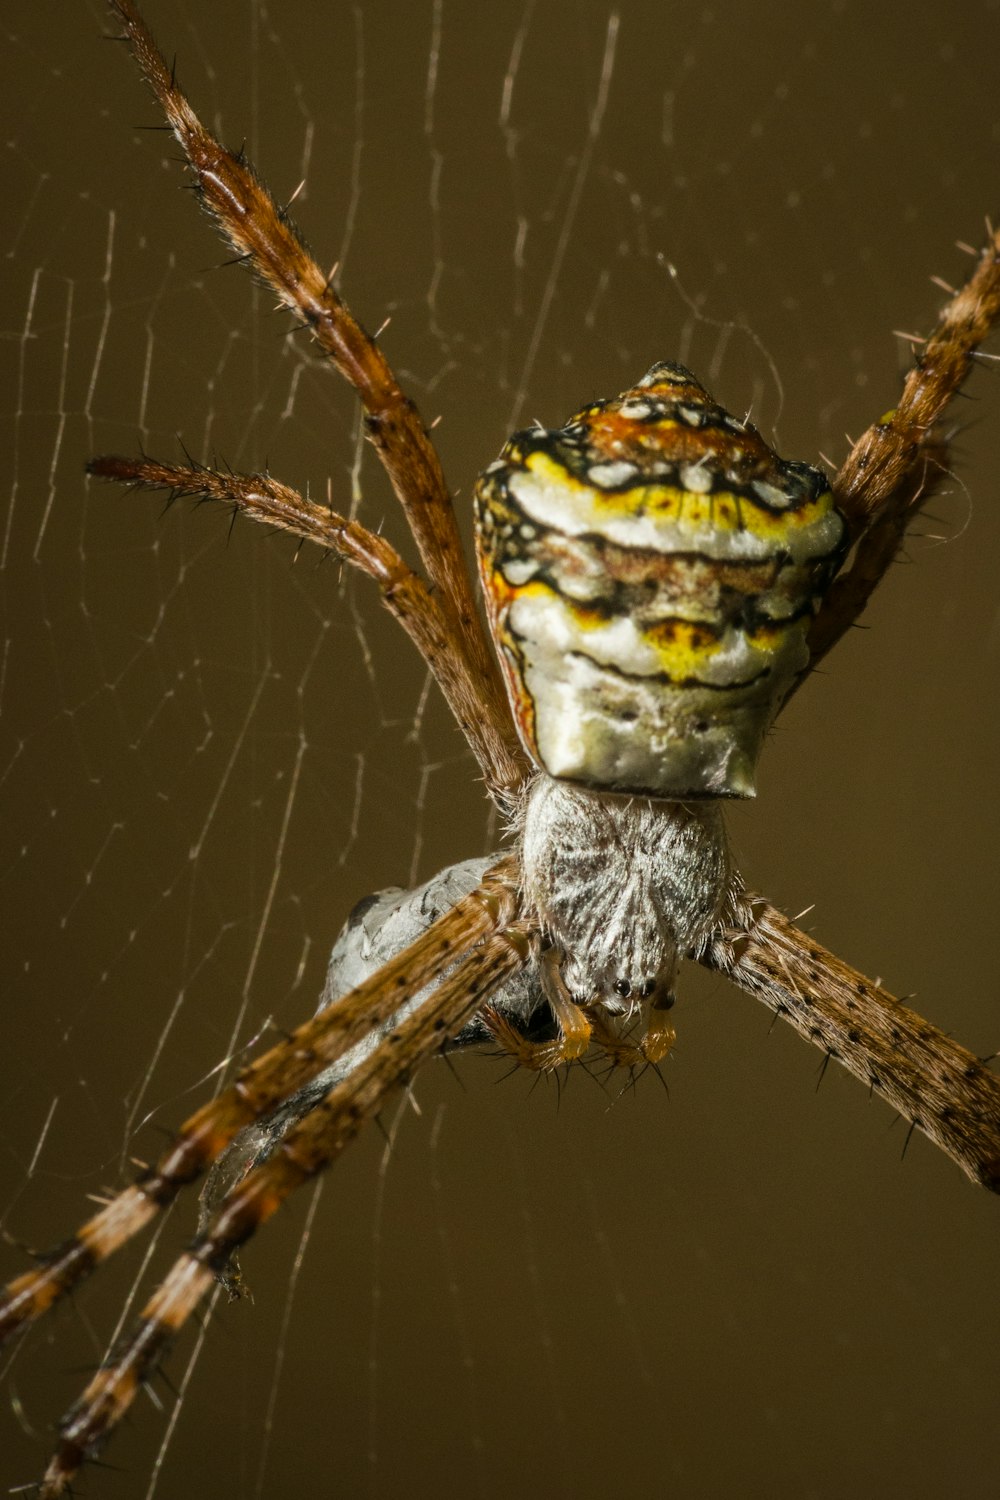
519,777,730,1028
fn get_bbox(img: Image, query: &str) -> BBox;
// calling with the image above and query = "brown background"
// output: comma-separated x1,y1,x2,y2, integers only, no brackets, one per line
2,2,998,1496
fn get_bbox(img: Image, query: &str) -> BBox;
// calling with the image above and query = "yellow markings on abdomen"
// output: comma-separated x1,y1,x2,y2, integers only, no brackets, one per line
474,361,846,799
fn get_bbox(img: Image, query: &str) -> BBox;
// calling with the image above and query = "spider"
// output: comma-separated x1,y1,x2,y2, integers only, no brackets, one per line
3,1,1000,1493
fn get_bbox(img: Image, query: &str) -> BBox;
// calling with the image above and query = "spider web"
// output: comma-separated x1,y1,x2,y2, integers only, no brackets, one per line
2,1,1000,1495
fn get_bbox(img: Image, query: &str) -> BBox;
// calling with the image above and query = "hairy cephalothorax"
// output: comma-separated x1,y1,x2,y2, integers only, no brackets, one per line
3,3,1000,1495
520,778,731,1020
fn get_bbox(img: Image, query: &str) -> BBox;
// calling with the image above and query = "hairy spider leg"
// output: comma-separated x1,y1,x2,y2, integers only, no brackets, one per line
37,923,533,1498
706,892,1000,1192
86,457,530,798
0,860,520,1349
798,227,1000,688
105,0,527,802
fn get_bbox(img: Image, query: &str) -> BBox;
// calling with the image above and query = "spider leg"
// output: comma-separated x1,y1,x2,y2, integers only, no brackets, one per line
835,227,1000,534
196,855,550,1292
480,945,592,1070
701,893,1000,1192
803,436,949,677
0,858,520,1350
104,0,526,803
87,455,520,796
35,920,534,1499
791,225,1000,688
747,229,1000,1185
584,998,677,1069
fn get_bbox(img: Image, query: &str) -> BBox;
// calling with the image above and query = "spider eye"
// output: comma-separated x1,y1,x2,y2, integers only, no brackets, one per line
613,978,632,998
640,978,657,998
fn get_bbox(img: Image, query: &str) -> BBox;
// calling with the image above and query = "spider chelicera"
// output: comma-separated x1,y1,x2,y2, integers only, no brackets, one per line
3,2,1000,1494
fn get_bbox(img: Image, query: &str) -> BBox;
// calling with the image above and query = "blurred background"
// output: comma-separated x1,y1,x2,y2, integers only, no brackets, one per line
2,2,998,1495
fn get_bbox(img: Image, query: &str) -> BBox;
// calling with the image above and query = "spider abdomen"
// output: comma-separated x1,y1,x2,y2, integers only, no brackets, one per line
475,362,846,798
